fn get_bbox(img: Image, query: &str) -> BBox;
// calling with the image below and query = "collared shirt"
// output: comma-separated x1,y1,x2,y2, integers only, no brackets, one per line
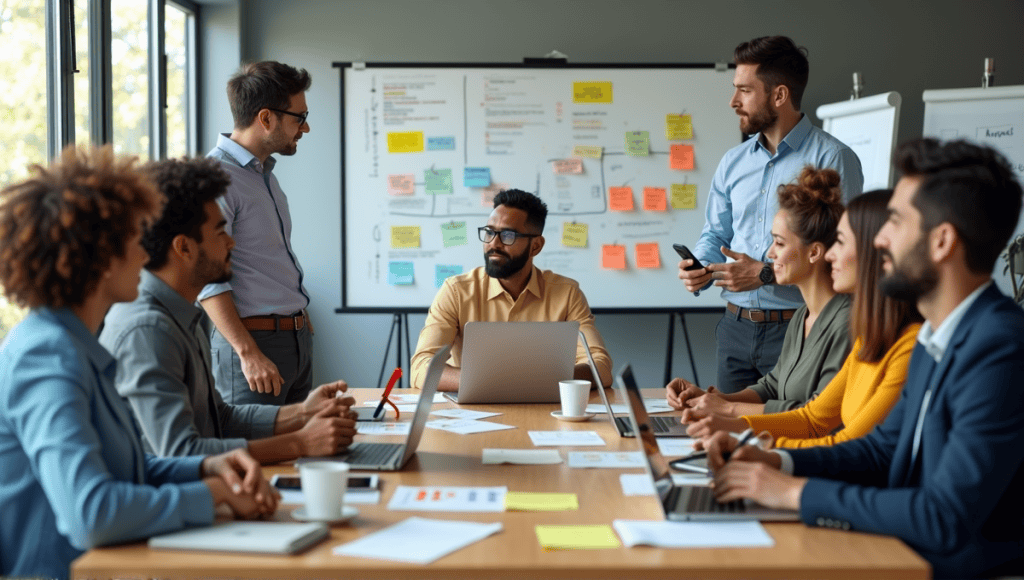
694,114,864,310
917,280,992,363
199,133,309,317
410,266,613,390
100,271,278,457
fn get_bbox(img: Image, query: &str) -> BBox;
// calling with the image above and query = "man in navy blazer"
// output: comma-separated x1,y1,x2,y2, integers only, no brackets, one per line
705,138,1024,579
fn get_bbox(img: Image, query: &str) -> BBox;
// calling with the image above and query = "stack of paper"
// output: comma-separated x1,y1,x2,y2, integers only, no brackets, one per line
334,517,502,564
567,451,645,469
431,409,501,420
612,520,774,548
528,431,605,446
535,525,622,550
505,492,578,511
482,449,562,464
426,418,515,435
618,473,714,496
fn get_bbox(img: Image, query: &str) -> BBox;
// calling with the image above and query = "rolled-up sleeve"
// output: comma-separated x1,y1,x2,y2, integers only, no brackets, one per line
411,279,461,389
568,286,612,387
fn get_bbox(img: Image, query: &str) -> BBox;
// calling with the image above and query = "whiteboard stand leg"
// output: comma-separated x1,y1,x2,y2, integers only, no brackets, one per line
679,312,699,387
377,313,411,389
664,313,675,387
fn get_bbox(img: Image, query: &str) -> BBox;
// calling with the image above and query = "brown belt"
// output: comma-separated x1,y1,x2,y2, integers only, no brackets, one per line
726,302,797,323
241,311,307,331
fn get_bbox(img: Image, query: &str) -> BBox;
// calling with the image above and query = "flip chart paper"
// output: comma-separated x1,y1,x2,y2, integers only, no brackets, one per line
425,169,454,194
671,144,695,170
435,264,464,288
562,223,588,248
464,167,491,187
572,145,603,159
387,173,415,195
625,130,650,156
387,131,424,153
670,183,698,209
536,525,621,550
427,136,456,150
666,114,693,140
440,221,468,248
552,158,584,174
334,517,503,564
635,243,661,269
643,187,667,211
390,226,421,249
573,81,613,103
602,245,627,269
609,186,634,211
505,492,578,511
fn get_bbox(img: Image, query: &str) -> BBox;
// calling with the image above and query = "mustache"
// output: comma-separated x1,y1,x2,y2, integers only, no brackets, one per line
486,250,510,259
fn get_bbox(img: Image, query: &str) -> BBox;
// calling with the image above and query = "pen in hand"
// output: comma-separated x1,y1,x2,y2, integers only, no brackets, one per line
721,427,755,463
374,368,402,419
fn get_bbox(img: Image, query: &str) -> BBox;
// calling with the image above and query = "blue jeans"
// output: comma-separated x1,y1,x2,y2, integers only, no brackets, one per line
714,311,790,394
210,325,313,406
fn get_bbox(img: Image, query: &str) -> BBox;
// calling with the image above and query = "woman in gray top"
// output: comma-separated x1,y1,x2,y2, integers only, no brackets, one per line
668,167,852,428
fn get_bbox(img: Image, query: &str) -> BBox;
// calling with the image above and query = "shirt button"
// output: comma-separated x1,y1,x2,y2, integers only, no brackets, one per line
758,218,762,222
761,188,766,193
768,162,774,167
816,518,825,526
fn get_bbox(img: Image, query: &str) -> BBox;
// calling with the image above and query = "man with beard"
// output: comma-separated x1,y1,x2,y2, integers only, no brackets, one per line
199,61,316,406
703,139,1024,579
410,189,611,391
100,157,359,463
675,36,863,394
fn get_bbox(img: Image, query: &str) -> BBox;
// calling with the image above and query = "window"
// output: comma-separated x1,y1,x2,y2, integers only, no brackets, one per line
73,0,90,148
111,0,149,159
165,2,195,158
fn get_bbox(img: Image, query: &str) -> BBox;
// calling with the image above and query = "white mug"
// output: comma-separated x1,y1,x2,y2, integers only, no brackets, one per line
299,461,349,519
559,380,591,417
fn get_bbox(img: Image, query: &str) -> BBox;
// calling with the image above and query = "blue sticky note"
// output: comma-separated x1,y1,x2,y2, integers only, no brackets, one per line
427,136,456,151
435,264,464,288
388,262,415,285
464,167,491,187
425,169,454,194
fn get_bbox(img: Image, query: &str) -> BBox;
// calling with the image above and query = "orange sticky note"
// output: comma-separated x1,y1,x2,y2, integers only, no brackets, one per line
602,245,626,269
671,144,695,170
609,187,634,211
635,243,661,269
387,174,415,196
643,187,667,212
552,158,584,175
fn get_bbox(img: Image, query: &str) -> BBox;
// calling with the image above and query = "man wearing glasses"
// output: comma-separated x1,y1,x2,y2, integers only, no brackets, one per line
410,189,612,391
200,61,315,406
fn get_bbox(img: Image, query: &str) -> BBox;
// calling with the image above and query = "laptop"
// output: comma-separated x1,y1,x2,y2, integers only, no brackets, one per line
309,344,451,471
583,337,688,438
446,321,579,404
615,363,800,521
149,521,328,554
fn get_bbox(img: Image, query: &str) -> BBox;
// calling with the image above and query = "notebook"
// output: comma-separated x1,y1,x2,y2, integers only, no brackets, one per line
148,521,328,554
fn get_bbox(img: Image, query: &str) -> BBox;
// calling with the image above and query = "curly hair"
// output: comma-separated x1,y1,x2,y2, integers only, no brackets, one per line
493,188,548,232
777,166,844,249
0,145,163,309
228,61,312,129
142,157,231,270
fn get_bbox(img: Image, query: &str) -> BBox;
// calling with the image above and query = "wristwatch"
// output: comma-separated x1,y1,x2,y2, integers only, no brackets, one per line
759,262,775,285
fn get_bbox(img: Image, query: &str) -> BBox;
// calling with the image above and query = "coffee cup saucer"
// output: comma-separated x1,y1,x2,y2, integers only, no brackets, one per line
551,411,596,422
291,505,358,524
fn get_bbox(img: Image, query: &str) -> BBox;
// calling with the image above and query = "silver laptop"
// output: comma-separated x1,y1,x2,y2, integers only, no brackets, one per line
446,321,579,404
149,521,328,554
616,363,800,522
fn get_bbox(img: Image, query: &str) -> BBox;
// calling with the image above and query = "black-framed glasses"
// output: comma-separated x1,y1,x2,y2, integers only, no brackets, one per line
267,108,309,125
478,227,539,246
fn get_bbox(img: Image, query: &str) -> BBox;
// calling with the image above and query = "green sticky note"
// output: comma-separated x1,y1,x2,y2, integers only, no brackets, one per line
625,130,650,156
425,168,454,194
536,525,621,550
505,492,578,511
440,221,468,248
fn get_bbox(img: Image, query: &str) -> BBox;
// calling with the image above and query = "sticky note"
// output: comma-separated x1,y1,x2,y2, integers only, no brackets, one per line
643,187,667,212
425,169,454,194
666,114,693,140
625,131,650,156
670,183,698,209
552,158,584,175
573,81,613,104
602,245,626,269
391,226,421,249
427,136,456,151
387,174,415,196
562,223,588,248
671,144,695,170
635,243,661,269
572,145,603,159
505,492,578,512
388,262,414,285
536,525,622,550
464,167,491,187
440,221,468,248
387,131,424,153
609,187,634,211
435,264,463,288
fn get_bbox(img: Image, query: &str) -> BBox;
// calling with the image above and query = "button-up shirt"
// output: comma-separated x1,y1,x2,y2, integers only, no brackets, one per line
694,115,864,310
101,271,278,456
917,281,992,363
199,134,309,317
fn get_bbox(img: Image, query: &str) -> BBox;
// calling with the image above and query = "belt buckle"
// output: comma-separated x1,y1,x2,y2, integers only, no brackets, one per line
293,314,304,330
746,308,764,321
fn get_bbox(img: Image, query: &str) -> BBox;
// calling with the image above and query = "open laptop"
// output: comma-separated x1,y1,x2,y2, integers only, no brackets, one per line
446,321,579,404
583,337,688,438
616,363,800,521
310,344,451,471
149,521,328,554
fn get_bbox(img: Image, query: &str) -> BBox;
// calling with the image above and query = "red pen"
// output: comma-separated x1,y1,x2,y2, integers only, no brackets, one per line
373,368,402,419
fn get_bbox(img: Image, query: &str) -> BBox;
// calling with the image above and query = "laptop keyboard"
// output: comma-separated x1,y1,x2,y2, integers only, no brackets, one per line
341,442,403,466
615,416,680,435
677,485,746,514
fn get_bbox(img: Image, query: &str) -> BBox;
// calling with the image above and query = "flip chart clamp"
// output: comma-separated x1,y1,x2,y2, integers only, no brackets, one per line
524,50,568,66
850,72,863,100
982,57,995,88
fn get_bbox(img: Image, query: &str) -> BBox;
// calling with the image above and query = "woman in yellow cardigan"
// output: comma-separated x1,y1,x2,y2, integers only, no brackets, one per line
688,189,922,447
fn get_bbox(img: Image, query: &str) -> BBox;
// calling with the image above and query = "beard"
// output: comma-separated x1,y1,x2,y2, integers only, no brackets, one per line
878,237,938,302
738,98,778,135
194,248,233,287
266,127,299,156
484,247,530,279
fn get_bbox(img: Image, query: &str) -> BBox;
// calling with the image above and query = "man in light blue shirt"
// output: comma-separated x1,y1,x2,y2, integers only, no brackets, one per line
677,36,863,393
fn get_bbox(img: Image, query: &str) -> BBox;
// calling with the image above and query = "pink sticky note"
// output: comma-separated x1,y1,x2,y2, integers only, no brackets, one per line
635,243,661,269
552,158,584,175
609,187,634,211
670,144,695,171
388,174,415,195
643,187,667,211
602,245,627,269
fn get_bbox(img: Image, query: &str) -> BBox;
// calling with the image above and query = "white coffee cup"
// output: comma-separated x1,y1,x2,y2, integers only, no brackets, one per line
299,461,349,520
559,379,591,417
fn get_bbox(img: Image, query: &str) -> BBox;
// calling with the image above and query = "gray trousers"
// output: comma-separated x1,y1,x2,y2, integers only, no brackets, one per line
714,311,790,395
210,324,313,406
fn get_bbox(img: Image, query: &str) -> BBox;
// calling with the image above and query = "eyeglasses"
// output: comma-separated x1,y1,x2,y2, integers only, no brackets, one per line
267,108,309,126
478,227,540,246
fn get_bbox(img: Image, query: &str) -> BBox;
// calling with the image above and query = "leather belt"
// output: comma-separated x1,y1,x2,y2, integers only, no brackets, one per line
726,302,797,323
241,311,307,331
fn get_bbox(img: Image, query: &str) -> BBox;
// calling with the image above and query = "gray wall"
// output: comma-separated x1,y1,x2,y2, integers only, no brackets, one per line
199,0,1024,391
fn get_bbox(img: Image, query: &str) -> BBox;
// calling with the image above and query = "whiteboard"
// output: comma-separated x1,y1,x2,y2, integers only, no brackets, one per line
922,84,1024,297
338,64,742,311
816,92,901,191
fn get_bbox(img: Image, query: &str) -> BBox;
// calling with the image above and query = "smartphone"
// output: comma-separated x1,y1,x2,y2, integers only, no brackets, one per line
271,474,379,491
672,243,704,271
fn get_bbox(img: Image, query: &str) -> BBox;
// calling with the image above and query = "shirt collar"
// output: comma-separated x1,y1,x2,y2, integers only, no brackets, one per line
751,114,811,156
46,307,116,378
486,265,543,301
138,270,205,334
215,133,276,173
917,280,993,362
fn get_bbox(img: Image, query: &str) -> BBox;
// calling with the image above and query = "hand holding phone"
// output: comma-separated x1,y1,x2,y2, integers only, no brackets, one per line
673,243,705,297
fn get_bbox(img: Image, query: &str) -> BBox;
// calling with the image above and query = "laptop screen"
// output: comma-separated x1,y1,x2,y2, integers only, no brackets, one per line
399,343,451,464
615,364,674,507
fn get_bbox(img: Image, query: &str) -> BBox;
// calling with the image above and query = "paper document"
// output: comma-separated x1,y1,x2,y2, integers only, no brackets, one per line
586,398,674,415
481,449,563,465
359,401,418,412
528,431,605,447
505,492,578,511
657,438,698,456
567,451,645,469
619,473,712,496
431,409,501,420
426,418,515,435
536,525,621,550
356,422,411,436
613,520,774,548
334,517,503,564
387,486,507,512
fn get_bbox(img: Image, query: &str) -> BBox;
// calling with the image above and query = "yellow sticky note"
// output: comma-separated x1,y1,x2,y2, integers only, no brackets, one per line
602,245,627,269
387,131,424,153
505,492,578,512
643,187,667,212
573,81,613,104
536,525,621,550
635,242,661,269
390,226,421,249
670,184,698,210
562,223,588,248
666,114,693,140
572,145,603,159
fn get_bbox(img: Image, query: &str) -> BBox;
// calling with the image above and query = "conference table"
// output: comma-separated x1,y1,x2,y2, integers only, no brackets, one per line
72,388,930,580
